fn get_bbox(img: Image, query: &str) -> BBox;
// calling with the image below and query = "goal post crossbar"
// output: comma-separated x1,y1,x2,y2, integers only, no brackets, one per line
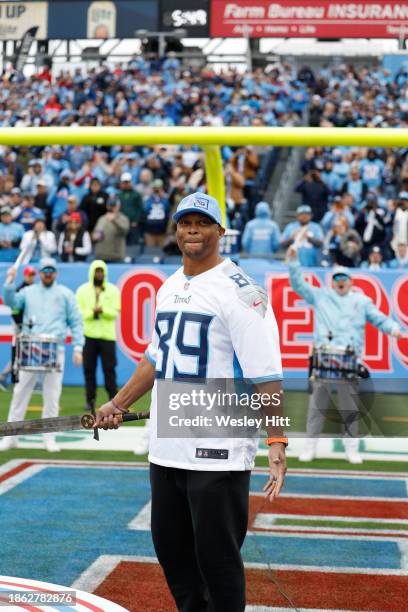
3,126,407,225
2,126,408,147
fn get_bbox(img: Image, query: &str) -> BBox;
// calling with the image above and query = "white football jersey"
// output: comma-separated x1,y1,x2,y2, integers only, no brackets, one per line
146,258,283,471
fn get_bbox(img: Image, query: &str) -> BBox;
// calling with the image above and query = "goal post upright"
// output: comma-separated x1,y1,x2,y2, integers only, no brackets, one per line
203,145,226,223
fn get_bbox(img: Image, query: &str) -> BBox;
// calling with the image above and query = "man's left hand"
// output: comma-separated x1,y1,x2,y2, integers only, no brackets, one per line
73,351,83,367
392,328,404,339
263,442,287,502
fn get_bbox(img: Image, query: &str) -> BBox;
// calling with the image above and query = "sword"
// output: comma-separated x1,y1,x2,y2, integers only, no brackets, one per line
0,412,149,437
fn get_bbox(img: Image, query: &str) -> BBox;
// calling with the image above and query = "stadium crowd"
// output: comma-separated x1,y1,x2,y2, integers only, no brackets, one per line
0,57,407,268
244,62,408,268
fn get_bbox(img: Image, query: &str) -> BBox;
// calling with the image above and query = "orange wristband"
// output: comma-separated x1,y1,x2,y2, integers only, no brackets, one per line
265,437,288,447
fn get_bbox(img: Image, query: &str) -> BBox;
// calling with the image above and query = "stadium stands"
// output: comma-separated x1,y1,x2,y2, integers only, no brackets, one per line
0,58,407,266
296,63,408,266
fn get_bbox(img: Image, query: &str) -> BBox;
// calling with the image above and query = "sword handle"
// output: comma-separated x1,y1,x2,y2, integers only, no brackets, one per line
121,411,150,422
81,411,150,430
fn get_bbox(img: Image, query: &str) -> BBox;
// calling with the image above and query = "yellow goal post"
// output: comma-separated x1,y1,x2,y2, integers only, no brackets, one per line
2,126,408,225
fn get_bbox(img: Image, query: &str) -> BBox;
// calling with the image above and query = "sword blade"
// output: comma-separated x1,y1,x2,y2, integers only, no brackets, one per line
0,414,95,437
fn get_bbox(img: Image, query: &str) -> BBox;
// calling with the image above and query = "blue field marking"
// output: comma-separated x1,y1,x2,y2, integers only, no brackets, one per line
0,464,404,588
250,473,408,498
0,467,156,586
243,534,402,569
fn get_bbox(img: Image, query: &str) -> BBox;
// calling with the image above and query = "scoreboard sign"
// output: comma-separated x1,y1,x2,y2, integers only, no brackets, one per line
159,0,209,37
210,1,408,38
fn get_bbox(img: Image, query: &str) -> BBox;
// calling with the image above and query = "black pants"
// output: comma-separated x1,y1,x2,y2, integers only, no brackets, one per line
150,463,250,612
83,337,117,403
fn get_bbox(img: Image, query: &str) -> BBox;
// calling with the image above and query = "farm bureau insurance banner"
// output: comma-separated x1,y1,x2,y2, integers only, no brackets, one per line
210,1,408,38
0,262,407,389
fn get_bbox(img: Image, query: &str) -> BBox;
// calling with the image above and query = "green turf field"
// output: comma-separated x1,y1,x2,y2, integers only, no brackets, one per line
0,385,407,470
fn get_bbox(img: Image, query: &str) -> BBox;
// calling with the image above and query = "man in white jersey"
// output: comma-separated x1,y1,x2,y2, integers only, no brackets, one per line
95,192,287,611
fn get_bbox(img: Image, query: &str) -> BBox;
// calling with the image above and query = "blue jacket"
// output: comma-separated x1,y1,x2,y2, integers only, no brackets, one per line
14,207,44,232
48,184,77,220
242,202,280,255
359,159,384,189
3,282,84,350
0,221,24,262
144,195,170,234
321,170,342,193
389,258,408,269
288,260,398,352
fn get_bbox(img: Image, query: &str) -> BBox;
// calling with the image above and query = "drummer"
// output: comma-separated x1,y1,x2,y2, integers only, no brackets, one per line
287,247,402,464
0,257,84,452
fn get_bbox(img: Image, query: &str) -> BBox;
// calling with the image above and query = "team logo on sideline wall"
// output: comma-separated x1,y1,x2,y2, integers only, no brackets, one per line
116,268,167,363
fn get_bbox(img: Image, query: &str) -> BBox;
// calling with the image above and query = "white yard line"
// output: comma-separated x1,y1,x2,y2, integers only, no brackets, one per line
250,491,408,502
0,459,28,476
128,501,151,530
252,523,408,537
10,459,408,479
252,466,408,478
269,471,408,481
0,464,46,496
398,541,408,570
71,555,156,592
244,560,408,575
6,458,150,468
254,513,408,524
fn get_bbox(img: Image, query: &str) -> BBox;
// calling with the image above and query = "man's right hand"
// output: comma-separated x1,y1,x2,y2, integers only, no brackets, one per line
94,401,123,430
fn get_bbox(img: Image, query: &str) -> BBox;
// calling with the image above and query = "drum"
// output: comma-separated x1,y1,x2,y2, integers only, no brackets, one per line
310,345,358,381
14,334,61,372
